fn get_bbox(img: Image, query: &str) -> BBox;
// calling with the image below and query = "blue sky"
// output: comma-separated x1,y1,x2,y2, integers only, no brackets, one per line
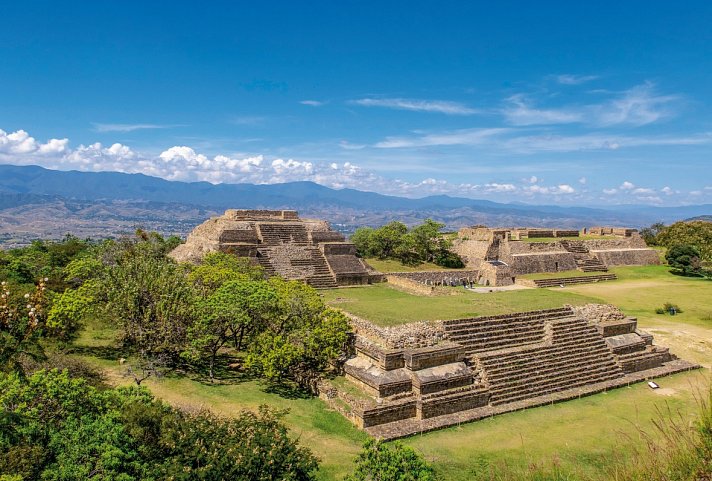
1,1,711,205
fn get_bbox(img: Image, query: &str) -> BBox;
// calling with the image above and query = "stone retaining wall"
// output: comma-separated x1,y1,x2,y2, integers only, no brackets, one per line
347,314,447,349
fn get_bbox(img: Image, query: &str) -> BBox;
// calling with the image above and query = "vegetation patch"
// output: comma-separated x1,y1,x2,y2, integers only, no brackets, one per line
322,283,601,326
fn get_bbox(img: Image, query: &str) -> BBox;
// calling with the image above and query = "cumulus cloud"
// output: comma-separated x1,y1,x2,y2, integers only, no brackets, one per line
0,129,69,157
524,184,575,195
351,97,479,115
485,183,516,193
620,181,635,190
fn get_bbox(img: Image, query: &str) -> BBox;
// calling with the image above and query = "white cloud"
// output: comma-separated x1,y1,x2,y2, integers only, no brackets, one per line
375,128,509,148
636,195,662,204
578,177,587,184
524,184,575,195
593,82,678,126
529,176,538,184
351,98,479,115
503,94,583,126
620,181,635,190
661,186,674,195
299,100,324,106
485,183,516,193
0,129,69,158
556,74,599,85
374,127,712,153
632,187,655,195
603,188,618,195
92,123,178,133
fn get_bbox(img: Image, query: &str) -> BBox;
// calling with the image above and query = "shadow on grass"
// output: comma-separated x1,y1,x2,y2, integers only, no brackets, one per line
65,344,126,361
264,380,312,400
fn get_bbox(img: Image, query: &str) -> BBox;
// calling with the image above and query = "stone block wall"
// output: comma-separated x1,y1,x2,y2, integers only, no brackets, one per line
593,249,660,266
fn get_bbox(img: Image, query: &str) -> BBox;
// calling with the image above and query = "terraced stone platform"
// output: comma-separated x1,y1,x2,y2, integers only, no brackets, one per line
327,304,701,439
170,209,382,287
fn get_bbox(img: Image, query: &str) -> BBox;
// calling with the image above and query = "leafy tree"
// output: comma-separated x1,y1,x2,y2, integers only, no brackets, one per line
371,222,408,259
101,248,196,363
351,227,376,258
46,279,98,341
657,221,712,261
640,222,666,246
186,251,265,294
247,307,350,383
158,406,319,480
0,279,49,374
665,244,703,276
351,220,462,268
0,369,319,481
345,439,437,481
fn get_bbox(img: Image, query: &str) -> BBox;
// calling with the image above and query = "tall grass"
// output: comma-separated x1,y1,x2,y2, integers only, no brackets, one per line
444,383,712,481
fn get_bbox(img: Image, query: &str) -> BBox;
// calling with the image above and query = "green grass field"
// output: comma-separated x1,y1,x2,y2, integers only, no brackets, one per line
322,283,601,326
70,264,712,480
519,269,612,280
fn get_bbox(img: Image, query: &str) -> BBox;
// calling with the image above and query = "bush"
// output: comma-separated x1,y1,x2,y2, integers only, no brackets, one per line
656,302,683,315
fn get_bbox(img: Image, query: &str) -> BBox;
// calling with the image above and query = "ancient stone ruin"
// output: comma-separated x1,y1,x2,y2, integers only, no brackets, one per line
170,209,382,288
452,226,660,286
321,304,699,439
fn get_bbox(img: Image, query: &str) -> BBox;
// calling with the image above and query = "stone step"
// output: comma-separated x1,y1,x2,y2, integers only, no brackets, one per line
485,351,620,385
482,346,615,379
490,369,620,405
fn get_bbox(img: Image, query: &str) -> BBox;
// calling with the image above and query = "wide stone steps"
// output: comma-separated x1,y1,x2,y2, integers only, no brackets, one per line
488,368,620,405
484,348,618,385
481,344,614,380
443,308,574,331
466,315,623,405
533,274,617,287
257,224,310,246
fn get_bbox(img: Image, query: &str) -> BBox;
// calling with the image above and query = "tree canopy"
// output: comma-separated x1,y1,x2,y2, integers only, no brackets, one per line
351,219,463,268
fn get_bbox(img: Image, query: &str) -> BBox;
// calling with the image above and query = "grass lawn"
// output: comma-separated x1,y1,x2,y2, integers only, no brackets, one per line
363,258,453,273
519,269,612,280
69,263,711,480
322,283,602,326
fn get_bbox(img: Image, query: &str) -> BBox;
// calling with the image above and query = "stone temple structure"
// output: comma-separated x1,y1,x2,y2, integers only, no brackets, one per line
320,304,699,439
452,226,660,286
170,209,381,288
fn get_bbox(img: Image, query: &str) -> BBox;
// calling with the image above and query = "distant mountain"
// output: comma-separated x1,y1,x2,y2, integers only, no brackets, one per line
1,164,710,246
685,215,712,222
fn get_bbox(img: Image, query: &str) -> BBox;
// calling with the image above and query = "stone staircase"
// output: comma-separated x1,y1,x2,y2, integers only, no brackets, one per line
475,317,623,405
560,240,608,272
531,273,617,288
443,307,573,354
257,246,337,289
257,223,309,246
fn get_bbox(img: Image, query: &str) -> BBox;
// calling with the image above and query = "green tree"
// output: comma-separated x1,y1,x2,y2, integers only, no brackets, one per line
351,227,376,257
665,244,703,276
371,222,408,259
0,279,49,374
657,220,712,261
345,439,437,481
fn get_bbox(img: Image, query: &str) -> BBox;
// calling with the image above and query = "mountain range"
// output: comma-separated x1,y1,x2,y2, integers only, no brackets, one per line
0,164,709,247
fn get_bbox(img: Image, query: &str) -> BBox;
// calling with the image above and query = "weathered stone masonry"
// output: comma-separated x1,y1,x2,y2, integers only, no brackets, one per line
323,304,699,439
170,209,383,288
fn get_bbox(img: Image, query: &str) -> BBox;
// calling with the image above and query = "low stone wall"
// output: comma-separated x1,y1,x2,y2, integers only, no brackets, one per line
347,314,447,349
360,400,417,428
593,249,660,266
509,252,578,275
385,275,437,296
388,270,479,286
